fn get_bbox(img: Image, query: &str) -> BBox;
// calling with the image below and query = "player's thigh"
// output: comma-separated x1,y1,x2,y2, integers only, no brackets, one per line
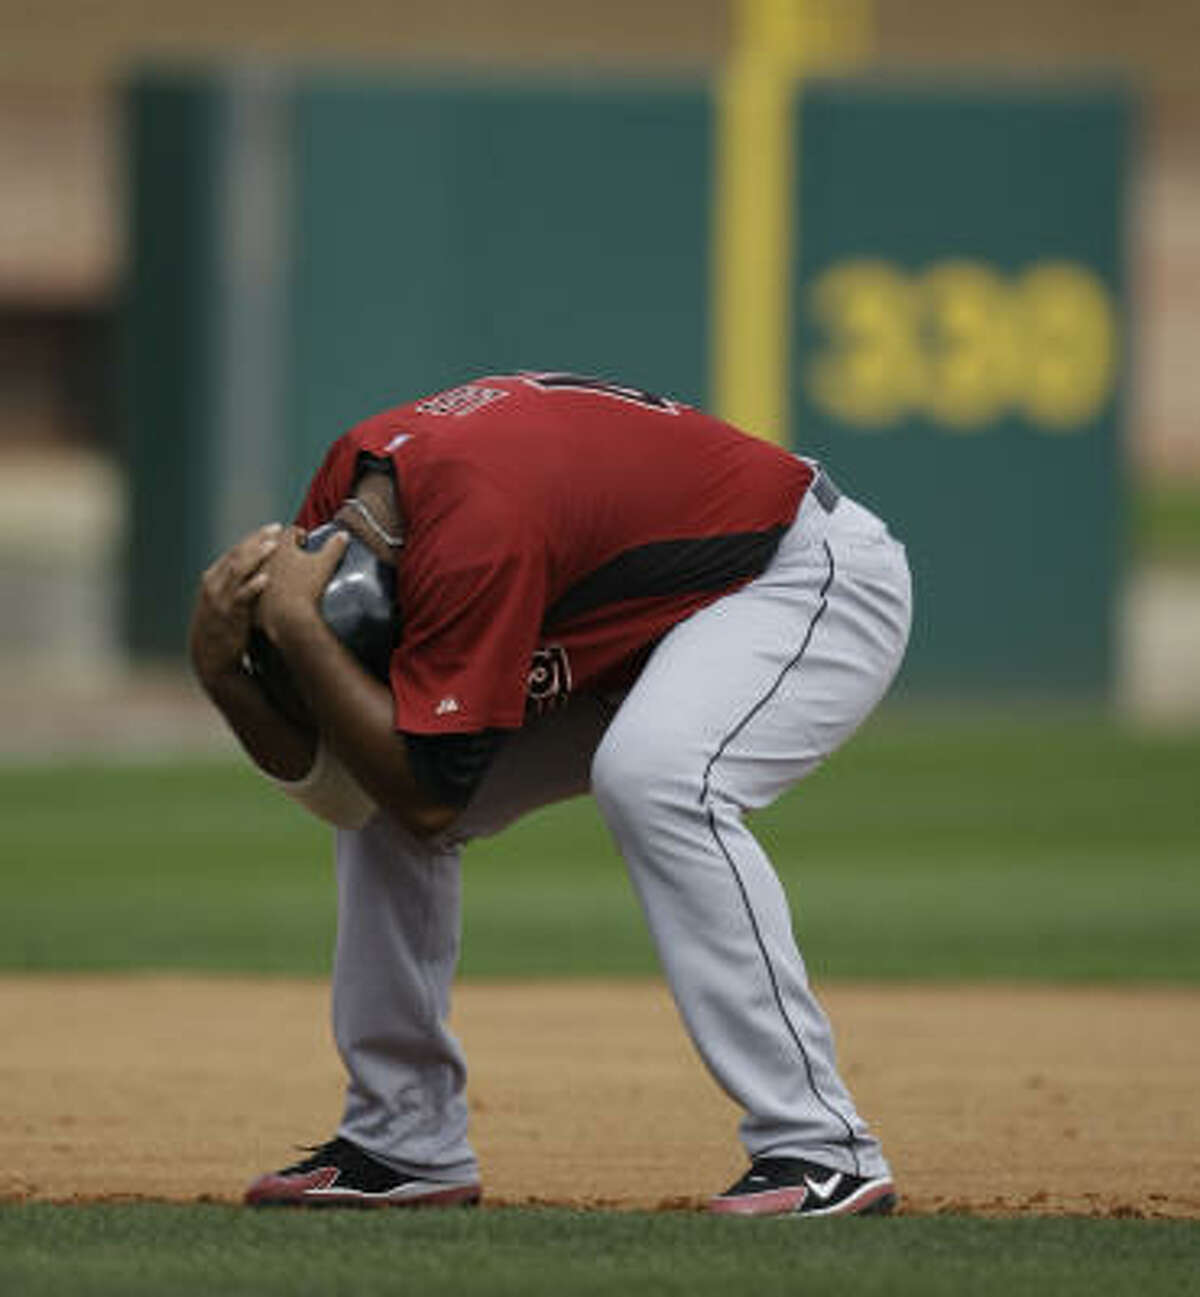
596,545,908,813
448,694,614,843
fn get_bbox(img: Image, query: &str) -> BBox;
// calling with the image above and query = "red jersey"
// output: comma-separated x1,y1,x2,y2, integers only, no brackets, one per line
296,373,812,735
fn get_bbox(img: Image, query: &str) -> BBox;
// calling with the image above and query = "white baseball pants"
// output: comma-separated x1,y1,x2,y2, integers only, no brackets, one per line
331,483,912,1185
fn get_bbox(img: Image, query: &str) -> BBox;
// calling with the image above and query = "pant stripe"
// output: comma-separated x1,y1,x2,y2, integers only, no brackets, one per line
698,540,861,1172
705,807,862,1173
698,540,836,806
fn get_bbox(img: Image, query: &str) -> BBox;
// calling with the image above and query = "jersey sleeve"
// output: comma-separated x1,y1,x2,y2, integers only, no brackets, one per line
293,434,360,530
390,482,547,734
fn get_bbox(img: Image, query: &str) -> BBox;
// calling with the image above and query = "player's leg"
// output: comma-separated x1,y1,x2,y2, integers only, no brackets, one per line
331,812,475,1184
246,697,613,1205
332,693,614,1166
244,811,481,1206
591,488,911,1212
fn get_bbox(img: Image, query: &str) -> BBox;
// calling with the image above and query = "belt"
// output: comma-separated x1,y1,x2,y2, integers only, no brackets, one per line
810,468,841,514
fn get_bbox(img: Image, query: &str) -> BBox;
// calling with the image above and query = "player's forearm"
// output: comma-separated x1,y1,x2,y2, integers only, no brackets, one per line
199,666,318,782
188,520,316,781
270,614,456,839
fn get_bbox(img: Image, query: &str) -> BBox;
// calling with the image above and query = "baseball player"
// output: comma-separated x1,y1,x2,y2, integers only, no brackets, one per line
189,372,912,1217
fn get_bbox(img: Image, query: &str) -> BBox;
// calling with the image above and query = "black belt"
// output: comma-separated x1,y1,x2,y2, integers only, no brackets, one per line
810,468,841,514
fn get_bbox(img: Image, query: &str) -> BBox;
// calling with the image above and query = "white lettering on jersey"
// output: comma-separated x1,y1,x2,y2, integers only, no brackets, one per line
416,384,510,418
435,696,462,716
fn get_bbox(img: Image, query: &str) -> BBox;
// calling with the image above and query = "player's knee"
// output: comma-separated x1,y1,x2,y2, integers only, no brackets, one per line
590,733,634,822
591,725,678,830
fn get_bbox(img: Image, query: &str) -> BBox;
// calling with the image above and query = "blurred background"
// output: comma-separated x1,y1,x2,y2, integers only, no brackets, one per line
1,0,1199,757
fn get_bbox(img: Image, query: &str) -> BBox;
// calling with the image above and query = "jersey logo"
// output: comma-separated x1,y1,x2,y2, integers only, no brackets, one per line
435,696,462,716
526,645,572,717
415,384,510,418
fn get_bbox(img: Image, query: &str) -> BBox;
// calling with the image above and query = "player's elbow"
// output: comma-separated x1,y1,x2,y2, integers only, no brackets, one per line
384,795,459,843
332,731,461,842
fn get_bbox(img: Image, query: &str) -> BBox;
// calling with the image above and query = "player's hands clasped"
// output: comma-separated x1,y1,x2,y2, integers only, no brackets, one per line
254,525,350,646
188,523,283,685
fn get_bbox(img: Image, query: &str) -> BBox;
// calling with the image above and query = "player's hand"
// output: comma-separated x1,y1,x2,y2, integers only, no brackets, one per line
189,523,283,685
255,526,350,646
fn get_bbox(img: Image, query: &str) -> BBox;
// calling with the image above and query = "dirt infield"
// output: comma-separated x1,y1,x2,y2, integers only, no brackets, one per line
1,978,1196,1217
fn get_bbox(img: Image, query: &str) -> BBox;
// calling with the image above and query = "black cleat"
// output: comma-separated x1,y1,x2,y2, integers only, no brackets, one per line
709,1156,897,1218
245,1137,481,1209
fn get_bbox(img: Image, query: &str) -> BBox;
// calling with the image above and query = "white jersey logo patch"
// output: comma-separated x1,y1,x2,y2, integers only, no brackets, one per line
415,384,509,418
435,696,462,716
526,645,572,717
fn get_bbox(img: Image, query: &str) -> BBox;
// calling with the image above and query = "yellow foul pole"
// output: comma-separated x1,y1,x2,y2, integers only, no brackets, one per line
713,0,874,443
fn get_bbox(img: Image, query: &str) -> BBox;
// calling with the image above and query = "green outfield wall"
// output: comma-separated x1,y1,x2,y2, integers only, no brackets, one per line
125,70,712,657
791,83,1131,694
124,69,1129,697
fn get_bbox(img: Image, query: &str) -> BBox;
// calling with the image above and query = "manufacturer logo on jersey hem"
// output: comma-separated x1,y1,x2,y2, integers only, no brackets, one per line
435,696,462,716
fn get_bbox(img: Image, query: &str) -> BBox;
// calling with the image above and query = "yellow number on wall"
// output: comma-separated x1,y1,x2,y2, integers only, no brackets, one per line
807,261,924,428
1017,262,1120,431
923,261,1022,430
804,258,1118,432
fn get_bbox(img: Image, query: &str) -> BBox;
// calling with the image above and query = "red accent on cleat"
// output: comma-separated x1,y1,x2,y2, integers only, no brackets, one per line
709,1184,809,1216
244,1168,481,1209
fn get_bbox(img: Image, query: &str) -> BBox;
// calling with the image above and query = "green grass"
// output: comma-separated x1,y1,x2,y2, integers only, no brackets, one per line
2,718,1197,1287
1,1205,1197,1297
1,709,1197,981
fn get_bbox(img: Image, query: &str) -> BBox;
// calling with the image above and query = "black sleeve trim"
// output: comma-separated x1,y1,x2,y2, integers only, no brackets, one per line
404,729,510,808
